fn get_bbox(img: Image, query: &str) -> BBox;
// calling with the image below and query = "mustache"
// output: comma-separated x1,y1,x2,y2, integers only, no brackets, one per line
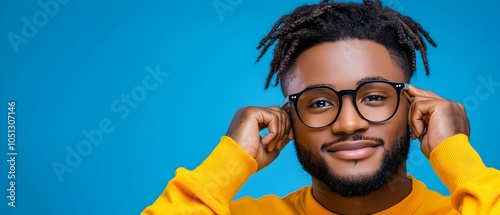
320,133,385,151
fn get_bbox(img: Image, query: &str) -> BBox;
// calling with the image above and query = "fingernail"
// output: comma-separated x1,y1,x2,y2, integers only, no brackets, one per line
404,84,410,91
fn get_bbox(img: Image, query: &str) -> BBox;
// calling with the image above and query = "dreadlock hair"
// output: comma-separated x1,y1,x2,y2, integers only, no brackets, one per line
256,0,437,90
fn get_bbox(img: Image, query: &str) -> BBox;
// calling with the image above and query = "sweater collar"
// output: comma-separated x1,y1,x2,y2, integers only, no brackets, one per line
302,175,426,214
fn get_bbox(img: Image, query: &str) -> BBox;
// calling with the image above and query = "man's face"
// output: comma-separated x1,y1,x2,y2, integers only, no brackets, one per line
285,40,411,197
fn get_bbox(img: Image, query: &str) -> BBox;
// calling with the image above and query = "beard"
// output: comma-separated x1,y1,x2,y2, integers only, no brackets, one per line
294,130,410,198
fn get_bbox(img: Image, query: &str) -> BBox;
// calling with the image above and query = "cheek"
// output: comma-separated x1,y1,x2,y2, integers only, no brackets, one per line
292,114,315,142
291,113,332,148
381,102,410,141
396,101,410,128
291,114,308,141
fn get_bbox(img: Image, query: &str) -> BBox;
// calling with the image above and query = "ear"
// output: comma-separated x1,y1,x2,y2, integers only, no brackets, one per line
288,127,295,140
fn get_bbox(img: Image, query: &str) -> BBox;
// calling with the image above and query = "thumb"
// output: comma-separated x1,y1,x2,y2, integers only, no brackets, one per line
406,85,426,97
407,85,441,99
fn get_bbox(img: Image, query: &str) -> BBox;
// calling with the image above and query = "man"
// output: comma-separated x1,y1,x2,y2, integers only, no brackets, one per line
142,0,500,214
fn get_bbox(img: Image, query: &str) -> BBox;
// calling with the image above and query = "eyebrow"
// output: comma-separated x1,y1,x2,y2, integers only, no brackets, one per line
356,76,389,86
303,76,390,90
304,83,335,90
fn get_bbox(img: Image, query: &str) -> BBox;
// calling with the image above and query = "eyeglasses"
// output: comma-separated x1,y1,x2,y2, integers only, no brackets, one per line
283,81,408,128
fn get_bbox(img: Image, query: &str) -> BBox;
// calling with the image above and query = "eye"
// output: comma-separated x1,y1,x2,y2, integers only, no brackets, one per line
362,95,387,102
309,99,334,108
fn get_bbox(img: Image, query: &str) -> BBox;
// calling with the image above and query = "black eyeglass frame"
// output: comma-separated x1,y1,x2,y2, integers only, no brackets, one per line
283,81,408,128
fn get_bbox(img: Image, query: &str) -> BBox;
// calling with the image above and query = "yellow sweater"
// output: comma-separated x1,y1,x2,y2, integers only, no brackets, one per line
142,134,500,214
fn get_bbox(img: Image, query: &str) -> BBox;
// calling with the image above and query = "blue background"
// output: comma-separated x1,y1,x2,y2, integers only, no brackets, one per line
1,0,500,214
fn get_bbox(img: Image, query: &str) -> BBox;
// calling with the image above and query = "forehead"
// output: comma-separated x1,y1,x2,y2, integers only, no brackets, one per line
286,40,405,95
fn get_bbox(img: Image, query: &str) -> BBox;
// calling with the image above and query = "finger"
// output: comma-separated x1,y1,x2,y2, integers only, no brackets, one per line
407,104,417,140
267,106,282,112
258,110,280,145
277,110,292,151
405,86,434,137
418,128,428,140
411,96,433,125
407,95,430,140
263,108,285,151
273,108,291,151
410,99,433,137
283,109,291,139
275,136,289,152
407,85,442,99
263,106,294,151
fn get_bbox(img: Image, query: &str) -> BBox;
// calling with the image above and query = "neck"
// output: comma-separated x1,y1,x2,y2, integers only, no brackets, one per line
311,167,411,214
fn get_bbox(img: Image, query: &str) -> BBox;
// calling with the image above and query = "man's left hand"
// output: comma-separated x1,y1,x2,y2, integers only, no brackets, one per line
407,85,470,158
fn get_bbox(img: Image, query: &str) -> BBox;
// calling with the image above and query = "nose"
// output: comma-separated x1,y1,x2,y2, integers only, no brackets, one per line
330,96,369,135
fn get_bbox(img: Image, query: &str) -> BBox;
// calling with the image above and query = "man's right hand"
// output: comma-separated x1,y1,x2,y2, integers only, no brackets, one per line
226,106,294,171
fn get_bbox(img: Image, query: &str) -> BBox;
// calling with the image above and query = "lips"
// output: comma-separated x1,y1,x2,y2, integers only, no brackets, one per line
324,141,381,160
325,141,380,152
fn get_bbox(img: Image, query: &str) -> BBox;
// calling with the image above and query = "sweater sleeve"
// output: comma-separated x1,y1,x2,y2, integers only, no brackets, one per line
141,136,258,215
430,134,500,215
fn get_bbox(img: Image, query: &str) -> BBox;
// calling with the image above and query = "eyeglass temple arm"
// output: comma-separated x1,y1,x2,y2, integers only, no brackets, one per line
403,85,429,124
